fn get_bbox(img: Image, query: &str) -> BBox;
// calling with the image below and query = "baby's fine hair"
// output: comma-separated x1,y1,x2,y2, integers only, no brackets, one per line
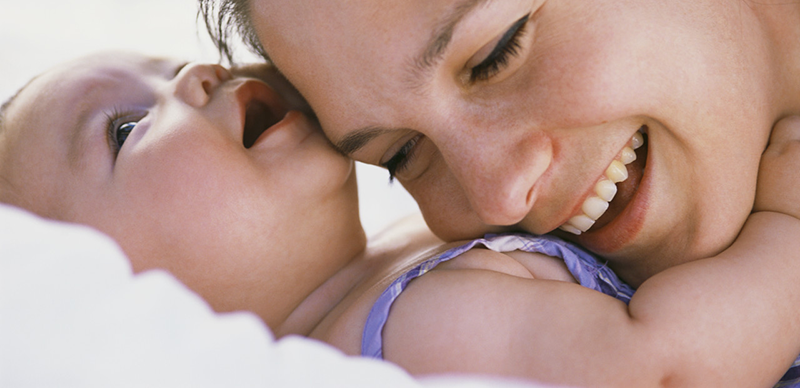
198,0,268,64
0,92,18,205
0,78,41,209
0,77,36,136
0,97,14,133
0,95,13,135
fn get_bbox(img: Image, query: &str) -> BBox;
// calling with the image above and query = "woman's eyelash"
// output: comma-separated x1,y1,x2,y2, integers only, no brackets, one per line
470,14,530,83
382,135,421,183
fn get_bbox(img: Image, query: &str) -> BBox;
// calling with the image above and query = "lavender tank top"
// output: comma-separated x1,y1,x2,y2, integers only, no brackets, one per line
361,233,635,359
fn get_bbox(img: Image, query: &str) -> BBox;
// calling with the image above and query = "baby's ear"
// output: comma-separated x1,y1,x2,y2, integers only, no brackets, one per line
768,116,800,148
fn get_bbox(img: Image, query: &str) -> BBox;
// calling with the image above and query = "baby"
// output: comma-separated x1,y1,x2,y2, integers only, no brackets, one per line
2,51,800,388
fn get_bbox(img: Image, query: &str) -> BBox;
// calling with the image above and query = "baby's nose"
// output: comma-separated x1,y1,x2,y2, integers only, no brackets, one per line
173,63,232,107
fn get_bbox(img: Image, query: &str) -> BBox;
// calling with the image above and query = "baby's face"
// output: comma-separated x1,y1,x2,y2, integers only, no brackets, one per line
0,52,365,325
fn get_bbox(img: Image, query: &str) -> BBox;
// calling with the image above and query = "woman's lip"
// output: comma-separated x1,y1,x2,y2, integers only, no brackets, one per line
576,139,651,253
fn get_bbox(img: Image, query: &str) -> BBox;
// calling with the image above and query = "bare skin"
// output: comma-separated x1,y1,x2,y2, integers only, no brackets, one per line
247,0,800,286
3,52,800,387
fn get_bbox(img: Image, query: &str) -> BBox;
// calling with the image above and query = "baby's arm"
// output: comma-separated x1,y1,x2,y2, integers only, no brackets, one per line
380,118,800,387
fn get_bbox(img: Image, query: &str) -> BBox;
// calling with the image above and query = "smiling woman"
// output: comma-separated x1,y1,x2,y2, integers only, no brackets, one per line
10,1,800,387
234,0,800,284
192,0,800,386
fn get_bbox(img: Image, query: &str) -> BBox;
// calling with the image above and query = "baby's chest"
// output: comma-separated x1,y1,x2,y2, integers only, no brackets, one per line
308,286,386,356
309,247,577,356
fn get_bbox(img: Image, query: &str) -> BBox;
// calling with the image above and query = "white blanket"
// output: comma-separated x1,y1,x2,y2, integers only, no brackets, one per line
0,204,556,388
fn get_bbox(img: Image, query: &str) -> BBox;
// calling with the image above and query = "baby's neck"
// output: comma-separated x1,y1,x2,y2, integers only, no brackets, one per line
274,248,372,338
274,214,443,338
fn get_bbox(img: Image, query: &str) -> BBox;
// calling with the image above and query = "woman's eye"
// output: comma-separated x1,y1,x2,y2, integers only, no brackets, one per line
469,14,530,83
381,134,422,182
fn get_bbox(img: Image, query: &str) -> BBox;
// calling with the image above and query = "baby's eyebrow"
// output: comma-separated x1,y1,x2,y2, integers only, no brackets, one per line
0,74,40,129
173,61,189,78
335,125,393,155
67,100,100,169
63,77,120,168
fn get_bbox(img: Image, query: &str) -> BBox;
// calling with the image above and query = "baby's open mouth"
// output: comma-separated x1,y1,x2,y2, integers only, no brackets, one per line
242,100,282,148
558,127,648,235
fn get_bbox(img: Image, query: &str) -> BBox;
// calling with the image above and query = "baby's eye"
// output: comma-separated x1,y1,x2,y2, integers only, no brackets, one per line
115,122,136,149
105,108,143,157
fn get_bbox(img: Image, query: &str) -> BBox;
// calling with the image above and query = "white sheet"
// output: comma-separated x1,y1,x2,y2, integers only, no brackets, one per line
0,204,558,388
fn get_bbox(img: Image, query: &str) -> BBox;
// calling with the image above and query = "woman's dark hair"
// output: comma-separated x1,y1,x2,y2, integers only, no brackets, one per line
198,0,268,64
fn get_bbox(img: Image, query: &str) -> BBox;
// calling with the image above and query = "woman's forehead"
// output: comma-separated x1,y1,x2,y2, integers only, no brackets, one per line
252,0,514,139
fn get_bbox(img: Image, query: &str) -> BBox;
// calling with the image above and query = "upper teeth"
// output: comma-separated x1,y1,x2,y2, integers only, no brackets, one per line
558,131,643,236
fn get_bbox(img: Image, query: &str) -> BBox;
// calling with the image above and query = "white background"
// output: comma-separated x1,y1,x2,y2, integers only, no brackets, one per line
0,0,420,236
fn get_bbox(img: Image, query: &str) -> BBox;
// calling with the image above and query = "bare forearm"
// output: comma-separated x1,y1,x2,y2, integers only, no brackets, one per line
629,211,800,387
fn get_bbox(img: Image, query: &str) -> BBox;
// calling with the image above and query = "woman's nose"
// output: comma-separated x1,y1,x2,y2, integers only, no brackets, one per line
173,63,232,107
446,131,553,226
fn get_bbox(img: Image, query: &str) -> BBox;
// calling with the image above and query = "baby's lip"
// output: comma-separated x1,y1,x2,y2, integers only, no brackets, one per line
234,79,290,148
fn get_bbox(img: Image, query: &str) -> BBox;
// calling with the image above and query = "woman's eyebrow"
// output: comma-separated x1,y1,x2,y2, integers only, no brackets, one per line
335,125,393,155
409,0,492,84
340,0,494,155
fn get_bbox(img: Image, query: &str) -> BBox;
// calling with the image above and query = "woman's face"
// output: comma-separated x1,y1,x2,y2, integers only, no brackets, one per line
251,0,781,282
0,52,365,325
